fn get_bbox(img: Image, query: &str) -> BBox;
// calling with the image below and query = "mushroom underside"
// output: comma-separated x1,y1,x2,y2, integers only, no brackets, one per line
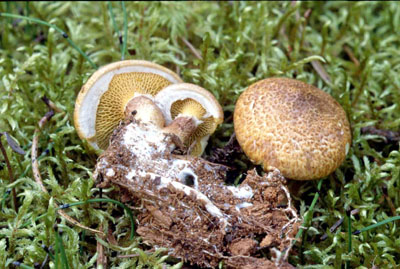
154,83,224,156
94,72,173,149
74,60,183,151
94,116,300,268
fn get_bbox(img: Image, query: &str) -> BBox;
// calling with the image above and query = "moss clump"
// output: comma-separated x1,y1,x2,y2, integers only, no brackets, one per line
1,2,400,268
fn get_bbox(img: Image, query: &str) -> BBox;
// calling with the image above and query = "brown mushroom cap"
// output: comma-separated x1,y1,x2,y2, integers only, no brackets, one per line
74,60,182,150
234,77,351,180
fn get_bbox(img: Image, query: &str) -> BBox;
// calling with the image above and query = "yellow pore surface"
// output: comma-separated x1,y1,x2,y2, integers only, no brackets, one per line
171,98,218,156
96,72,172,149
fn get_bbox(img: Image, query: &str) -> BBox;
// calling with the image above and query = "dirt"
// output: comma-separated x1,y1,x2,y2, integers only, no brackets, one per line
94,116,300,268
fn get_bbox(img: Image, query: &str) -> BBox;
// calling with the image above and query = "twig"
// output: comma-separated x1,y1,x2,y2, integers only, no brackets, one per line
180,37,202,60
311,60,331,85
40,253,49,269
32,110,54,193
31,97,104,236
361,126,400,144
320,209,359,241
0,135,18,211
97,224,107,269
41,96,62,113
343,45,360,67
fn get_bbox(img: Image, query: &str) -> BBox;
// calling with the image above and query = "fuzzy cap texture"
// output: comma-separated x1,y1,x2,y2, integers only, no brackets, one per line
234,77,351,180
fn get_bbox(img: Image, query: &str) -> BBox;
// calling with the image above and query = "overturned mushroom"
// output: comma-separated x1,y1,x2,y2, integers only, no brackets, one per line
75,64,299,267
100,82,224,155
234,77,351,180
74,60,182,150
155,83,224,155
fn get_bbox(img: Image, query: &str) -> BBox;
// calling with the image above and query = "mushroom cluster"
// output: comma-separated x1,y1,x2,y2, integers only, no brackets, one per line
74,60,223,155
74,60,351,268
74,60,300,268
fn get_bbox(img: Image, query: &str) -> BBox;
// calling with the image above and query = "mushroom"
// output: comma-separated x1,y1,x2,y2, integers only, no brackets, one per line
154,83,224,155
123,95,166,128
233,77,351,180
74,60,182,150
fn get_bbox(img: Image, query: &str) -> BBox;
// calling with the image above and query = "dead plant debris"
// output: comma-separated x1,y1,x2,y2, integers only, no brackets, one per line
95,117,300,268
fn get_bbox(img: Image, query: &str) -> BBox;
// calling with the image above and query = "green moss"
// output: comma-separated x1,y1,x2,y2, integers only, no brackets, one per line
1,1,400,268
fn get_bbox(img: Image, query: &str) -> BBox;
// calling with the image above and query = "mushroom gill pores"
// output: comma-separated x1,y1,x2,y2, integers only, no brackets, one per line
93,101,299,268
74,60,182,151
75,62,299,267
155,83,224,155
74,60,223,156
234,77,351,181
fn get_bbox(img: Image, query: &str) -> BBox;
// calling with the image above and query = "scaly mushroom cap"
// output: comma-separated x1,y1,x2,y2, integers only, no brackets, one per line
234,77,351,180
74,60,182,150
155,83,224,156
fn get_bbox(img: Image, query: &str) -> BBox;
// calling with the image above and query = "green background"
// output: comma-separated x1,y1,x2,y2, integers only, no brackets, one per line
1,2,400,268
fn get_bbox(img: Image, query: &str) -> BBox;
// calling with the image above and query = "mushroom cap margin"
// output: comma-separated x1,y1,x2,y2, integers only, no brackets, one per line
155,83,224,156
155,83,224,125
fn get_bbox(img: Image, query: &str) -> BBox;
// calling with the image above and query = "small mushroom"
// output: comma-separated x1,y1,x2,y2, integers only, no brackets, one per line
74,60,182,150
123,95,166,128
234,77,351,180
155,83,224,155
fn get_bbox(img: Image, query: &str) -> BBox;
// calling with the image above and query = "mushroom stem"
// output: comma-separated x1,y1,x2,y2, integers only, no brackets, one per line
162,116,198,145
123,96,198,149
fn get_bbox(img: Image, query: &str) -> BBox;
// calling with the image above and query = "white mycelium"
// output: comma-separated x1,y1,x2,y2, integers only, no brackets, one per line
106,168,115,177
123,122,170,157
118,122,228,227
125,167,228,227
235,202,253,211
94,120,302,269
102,122,290,231
227,184,254,199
